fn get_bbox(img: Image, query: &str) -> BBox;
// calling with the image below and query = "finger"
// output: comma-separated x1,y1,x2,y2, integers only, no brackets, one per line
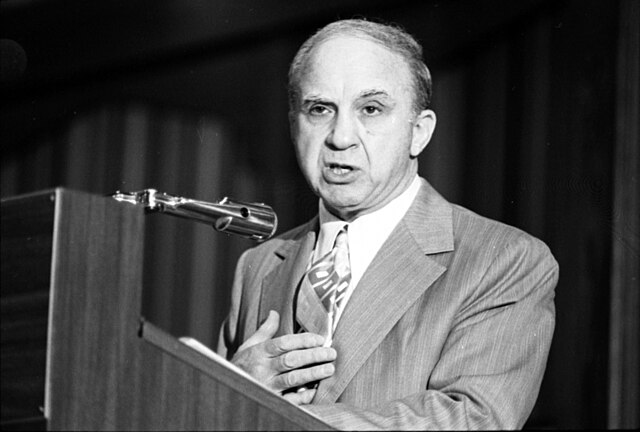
274,346,337,372
239,310,280,351
265,332,326,357
272,362,335,391
283,388,316,405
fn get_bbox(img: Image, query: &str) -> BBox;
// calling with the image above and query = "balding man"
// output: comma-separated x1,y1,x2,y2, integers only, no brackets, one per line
218,19,558,430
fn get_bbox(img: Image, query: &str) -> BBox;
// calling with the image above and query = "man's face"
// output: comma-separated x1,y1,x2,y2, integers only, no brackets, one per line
291,36,435,221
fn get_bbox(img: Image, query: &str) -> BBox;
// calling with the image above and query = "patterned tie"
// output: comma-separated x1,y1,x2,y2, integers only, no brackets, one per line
296,227,351,345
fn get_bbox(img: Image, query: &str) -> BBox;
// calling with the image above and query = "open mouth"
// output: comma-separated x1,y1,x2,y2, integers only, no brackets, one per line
327,163,354,175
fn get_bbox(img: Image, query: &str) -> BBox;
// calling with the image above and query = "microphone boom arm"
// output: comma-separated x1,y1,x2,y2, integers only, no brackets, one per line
111,189,277,241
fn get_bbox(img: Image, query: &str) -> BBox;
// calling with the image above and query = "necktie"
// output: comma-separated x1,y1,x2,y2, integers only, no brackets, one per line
296,227,351,346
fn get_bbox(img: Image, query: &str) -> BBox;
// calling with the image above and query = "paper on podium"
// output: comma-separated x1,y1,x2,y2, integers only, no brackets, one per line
178,336,266,387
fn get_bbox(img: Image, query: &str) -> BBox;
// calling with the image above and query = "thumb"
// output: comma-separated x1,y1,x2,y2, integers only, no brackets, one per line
283,388,316,406
240,310,280,350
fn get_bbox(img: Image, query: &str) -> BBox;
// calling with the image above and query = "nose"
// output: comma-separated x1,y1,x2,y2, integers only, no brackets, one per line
326,110,358,150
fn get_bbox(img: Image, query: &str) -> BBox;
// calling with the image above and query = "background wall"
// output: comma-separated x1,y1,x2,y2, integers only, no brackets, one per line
1,0,637,429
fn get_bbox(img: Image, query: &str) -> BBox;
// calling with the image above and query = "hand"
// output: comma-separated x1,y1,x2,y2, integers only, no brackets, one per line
231,310,337,405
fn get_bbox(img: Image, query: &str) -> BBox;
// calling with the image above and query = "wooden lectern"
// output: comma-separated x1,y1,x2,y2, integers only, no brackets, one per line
0,188,332,431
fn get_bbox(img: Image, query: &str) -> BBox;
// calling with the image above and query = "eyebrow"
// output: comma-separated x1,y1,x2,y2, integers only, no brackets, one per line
299,89,395,109
301,95,327,105
302,89,392,103
358,89,391,100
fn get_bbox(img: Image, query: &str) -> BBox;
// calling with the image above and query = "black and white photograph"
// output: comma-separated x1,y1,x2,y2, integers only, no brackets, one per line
1,1,637,430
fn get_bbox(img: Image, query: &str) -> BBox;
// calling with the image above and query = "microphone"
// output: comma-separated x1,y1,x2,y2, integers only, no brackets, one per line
111,189,277,241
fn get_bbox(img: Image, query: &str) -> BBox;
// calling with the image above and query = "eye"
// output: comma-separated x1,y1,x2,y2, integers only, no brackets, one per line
362,105,382,116
308,104,332,116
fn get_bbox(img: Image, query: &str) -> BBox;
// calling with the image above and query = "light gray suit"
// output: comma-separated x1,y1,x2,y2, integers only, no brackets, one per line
218,178,558,430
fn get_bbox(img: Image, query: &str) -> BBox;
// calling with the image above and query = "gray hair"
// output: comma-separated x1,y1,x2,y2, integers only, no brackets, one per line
288,18,433,114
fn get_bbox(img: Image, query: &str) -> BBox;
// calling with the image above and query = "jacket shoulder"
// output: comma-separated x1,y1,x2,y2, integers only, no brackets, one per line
239,217,316,270
450,204,554,258
446,205,559,304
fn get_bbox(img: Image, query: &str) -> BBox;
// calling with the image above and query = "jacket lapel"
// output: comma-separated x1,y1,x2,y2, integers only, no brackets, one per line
259,219,318,337
313,179,454,404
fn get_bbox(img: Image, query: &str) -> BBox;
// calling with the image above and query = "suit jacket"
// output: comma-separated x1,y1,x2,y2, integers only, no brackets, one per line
218,178,558,430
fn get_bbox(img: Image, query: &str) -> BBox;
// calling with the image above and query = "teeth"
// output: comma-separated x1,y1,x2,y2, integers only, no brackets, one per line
328,164,352,174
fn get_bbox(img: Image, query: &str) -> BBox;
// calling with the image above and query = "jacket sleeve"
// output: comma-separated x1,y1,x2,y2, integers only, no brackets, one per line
304,237,558,430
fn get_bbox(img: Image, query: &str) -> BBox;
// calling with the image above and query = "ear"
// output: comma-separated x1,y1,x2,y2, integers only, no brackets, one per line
410,109,436,158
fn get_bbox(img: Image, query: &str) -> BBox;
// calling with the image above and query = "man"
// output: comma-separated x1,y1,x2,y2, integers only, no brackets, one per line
218,18,558,430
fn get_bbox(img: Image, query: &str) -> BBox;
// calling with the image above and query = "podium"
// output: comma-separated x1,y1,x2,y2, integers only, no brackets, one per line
1,188,331,430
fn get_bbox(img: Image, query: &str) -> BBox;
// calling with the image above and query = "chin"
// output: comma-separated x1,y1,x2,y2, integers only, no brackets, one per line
318,182,367,208
321,190,355,206
322,198,363,219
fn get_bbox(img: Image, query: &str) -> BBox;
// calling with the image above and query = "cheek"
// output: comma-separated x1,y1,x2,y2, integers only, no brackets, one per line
366,129,404,159
294,141,321,180
376,123,413,156
296,125,326,160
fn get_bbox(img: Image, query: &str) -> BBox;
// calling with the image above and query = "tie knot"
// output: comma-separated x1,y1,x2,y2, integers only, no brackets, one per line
334,227,348,249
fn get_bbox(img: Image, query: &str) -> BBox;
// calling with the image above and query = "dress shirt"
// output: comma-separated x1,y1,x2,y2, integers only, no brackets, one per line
313,175,421,327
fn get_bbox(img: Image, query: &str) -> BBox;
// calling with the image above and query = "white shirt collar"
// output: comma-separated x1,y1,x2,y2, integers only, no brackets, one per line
316,175,421,289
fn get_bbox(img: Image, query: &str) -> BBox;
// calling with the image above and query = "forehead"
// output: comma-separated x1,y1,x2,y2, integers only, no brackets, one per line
300,35,413,99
